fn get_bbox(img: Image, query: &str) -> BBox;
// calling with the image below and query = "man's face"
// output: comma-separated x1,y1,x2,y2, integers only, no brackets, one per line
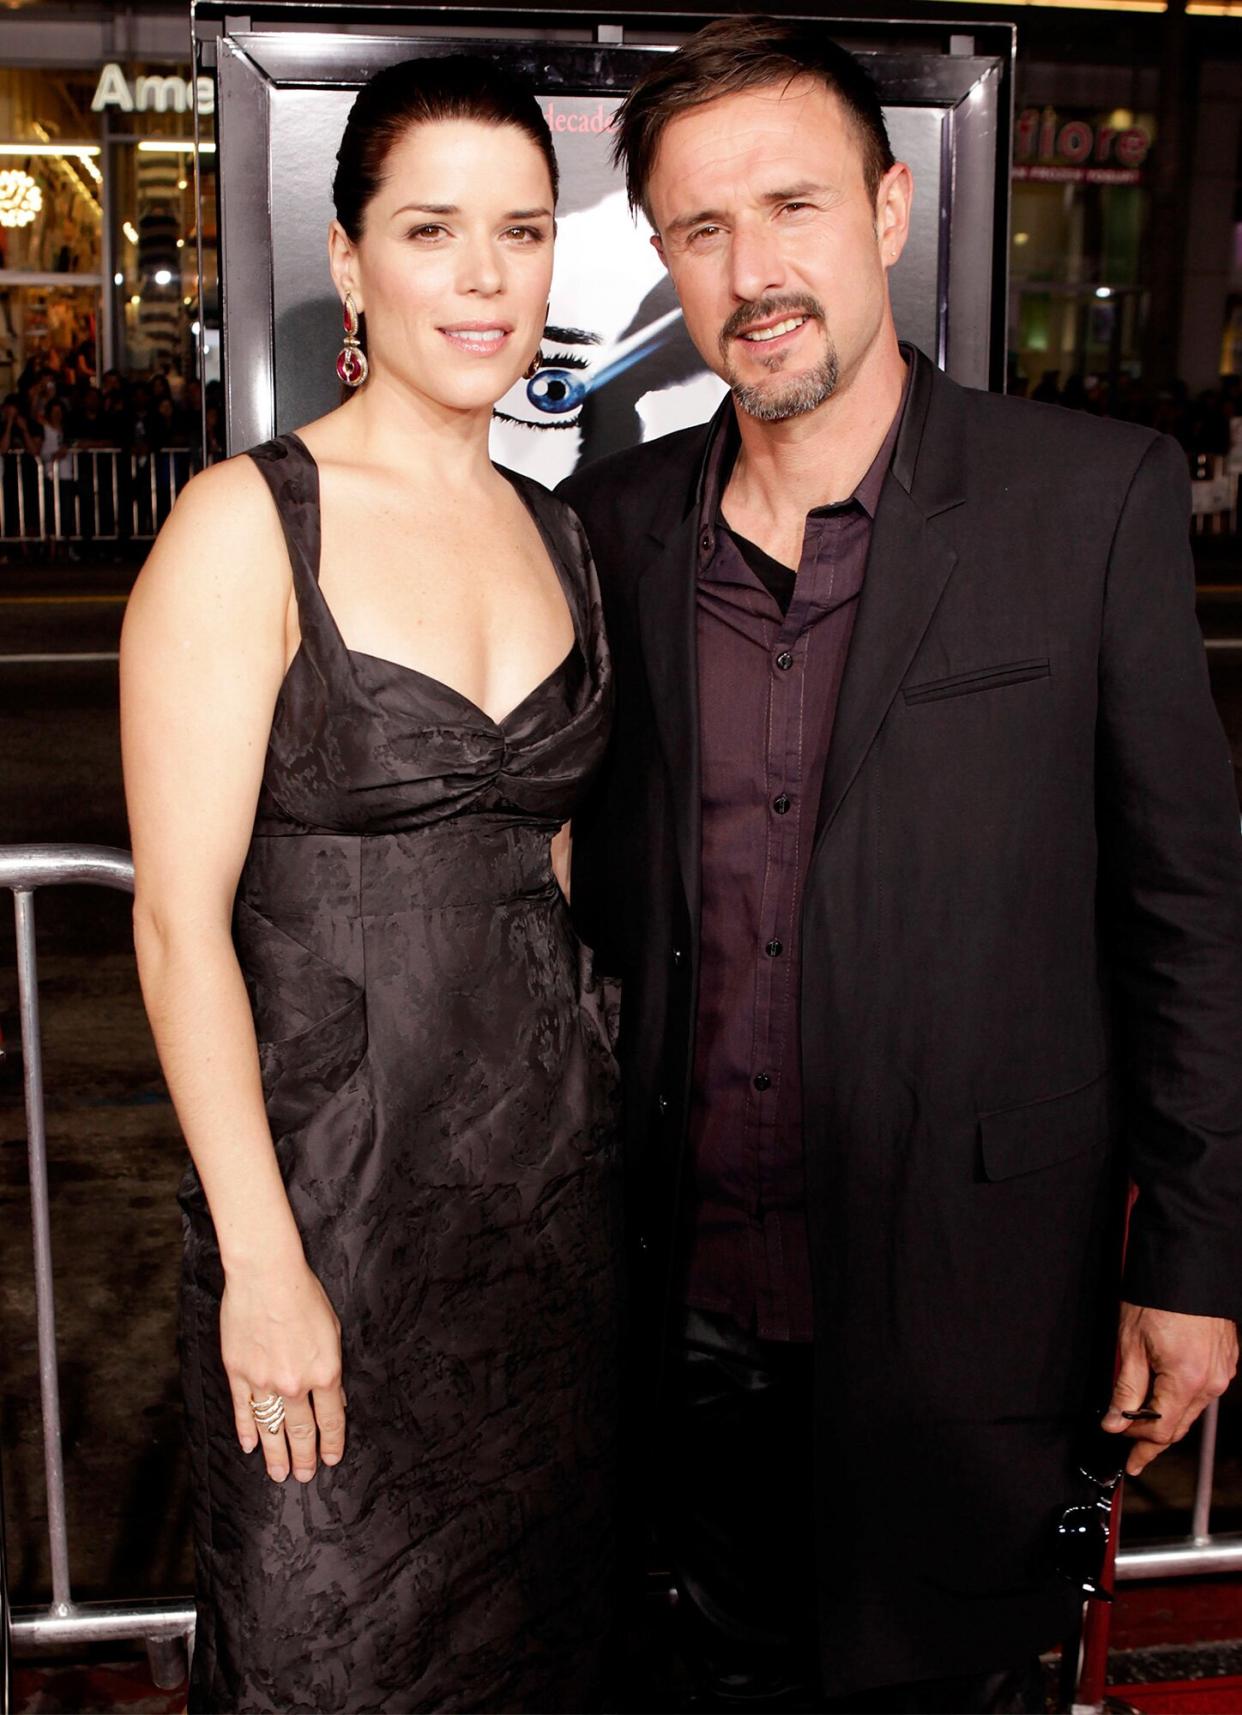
646,79,909,422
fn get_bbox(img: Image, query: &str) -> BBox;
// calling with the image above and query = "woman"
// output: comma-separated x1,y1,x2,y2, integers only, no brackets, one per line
121,55,620,1714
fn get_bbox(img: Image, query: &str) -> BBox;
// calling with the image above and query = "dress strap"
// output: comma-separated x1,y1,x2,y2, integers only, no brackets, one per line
247,431,335,650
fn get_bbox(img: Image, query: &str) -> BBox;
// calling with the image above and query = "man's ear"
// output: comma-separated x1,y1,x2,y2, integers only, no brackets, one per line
650,231,667,268
876,161,913,270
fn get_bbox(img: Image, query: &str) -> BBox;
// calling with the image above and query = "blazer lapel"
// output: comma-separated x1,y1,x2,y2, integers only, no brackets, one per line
814,351,967,844
637,514,702,928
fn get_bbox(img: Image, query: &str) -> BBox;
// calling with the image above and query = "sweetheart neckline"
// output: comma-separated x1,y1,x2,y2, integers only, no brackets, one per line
274,429,582,732
337,637,579,730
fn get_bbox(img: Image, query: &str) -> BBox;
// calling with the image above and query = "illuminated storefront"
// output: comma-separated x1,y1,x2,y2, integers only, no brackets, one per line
0,58,217,388
1008,101,1155,394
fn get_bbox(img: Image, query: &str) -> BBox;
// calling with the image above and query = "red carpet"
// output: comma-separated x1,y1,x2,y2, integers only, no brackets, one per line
12,1659,184,1713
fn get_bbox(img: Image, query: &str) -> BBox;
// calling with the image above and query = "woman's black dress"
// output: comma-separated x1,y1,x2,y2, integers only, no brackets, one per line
179,432,622,1713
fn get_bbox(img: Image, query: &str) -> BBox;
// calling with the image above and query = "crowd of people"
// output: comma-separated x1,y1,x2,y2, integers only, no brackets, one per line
0,355,225,550
0,353,224,472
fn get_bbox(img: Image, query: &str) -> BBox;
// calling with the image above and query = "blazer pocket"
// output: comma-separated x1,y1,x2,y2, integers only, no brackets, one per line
978,1069,1113,1182
903,658,1051,705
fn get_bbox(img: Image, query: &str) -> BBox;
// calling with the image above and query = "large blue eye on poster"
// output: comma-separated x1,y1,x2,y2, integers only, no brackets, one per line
489,93,726,487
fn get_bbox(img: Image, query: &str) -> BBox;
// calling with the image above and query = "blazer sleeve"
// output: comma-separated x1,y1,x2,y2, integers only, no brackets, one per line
1096,431,1242,1320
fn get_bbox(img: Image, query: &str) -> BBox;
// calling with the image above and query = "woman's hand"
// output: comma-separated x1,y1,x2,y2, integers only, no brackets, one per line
220,1259,347,1484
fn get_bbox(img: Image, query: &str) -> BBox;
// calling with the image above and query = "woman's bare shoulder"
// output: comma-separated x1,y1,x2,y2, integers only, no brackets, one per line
148,448,286,568
128,447,290,629
168,446,279,531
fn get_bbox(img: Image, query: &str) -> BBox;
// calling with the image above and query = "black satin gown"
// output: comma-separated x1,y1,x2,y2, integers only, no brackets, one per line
178,432,622,1713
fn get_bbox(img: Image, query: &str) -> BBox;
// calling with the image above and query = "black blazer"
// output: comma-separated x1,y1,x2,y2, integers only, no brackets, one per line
561,348,1242,1691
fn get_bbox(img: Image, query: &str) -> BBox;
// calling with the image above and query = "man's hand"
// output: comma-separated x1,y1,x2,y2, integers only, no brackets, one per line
1102,1302,1237,1475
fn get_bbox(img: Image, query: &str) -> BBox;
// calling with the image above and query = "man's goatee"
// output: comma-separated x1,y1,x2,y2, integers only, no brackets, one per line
732,351,840,422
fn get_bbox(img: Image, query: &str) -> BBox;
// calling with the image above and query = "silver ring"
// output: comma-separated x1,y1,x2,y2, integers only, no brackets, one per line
249,1393,286,1434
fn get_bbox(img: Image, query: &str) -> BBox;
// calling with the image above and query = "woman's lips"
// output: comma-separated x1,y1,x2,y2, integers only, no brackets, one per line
439,325,512,355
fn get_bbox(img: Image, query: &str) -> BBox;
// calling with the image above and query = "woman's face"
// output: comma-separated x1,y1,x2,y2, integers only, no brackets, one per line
336,118,554,417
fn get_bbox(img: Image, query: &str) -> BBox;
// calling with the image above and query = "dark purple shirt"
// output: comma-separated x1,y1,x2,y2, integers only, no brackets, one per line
681,385,907,1342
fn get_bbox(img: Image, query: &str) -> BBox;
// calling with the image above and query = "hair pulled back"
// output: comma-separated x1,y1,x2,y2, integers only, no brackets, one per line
333,54,558,242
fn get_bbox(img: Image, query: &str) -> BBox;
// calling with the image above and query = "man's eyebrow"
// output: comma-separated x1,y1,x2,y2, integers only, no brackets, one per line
763,181,832,203
542,325,604,346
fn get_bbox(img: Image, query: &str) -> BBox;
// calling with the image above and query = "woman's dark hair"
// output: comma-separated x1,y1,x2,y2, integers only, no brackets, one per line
333,54,558,242
613,16,895,222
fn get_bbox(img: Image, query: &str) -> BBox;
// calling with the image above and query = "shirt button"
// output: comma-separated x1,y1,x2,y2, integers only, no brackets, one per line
672,947,684,967
700,531,712,553
773,794,791,815
765,939,783,958
775,650,794,671
753,1072,771,1091
657,1093,669,1115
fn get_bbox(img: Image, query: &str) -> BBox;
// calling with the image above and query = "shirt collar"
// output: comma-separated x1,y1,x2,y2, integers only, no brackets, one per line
698,344,914,535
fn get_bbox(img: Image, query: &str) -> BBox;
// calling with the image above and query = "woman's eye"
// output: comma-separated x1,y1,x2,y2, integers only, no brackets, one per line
408,224,446,240
526,367,588,416
504,225,546,243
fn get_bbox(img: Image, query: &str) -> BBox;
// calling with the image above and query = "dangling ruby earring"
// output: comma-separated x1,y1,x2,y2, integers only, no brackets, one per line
337,293,368,388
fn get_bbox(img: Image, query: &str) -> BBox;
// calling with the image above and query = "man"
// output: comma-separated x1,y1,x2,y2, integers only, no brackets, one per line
561,17,1242,1714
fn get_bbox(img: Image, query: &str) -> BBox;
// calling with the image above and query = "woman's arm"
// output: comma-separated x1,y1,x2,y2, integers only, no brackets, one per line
121,459,345,1486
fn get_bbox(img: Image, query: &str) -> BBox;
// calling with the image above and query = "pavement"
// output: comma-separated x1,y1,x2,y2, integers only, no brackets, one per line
1,542,1241,1707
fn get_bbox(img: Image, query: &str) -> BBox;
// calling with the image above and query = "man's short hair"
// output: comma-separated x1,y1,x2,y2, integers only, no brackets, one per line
613,15,896,223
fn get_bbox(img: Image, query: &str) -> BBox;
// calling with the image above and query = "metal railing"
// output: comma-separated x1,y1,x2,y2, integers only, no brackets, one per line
0,845,194,1715
0,450,204,545
1115,1397,1239,1579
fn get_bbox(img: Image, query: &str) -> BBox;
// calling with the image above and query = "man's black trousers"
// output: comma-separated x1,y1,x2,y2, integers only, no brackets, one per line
663,1307,1047,1714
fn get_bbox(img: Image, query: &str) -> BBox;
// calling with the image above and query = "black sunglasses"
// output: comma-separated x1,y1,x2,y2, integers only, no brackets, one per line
1053,1425,1126,1600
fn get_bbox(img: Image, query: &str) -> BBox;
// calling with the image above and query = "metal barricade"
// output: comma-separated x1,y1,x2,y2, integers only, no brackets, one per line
0,450,204,546
0,845,194,1715
1115,1397,1240,1579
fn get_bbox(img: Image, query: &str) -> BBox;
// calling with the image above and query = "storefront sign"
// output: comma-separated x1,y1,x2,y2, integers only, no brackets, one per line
91,62,215,119
1013,107,1153,185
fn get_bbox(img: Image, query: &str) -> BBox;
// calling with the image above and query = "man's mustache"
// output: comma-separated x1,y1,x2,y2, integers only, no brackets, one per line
719,295,826,354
